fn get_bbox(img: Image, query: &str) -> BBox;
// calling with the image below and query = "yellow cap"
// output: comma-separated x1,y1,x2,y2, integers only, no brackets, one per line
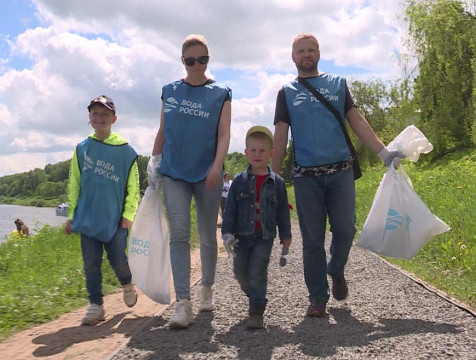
245,125,273,145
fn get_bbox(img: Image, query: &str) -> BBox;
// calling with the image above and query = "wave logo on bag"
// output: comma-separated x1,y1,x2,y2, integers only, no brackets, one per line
385,208,413,231
385,208,408,230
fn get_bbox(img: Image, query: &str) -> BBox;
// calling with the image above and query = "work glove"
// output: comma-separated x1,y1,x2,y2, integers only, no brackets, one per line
377,147,404,168
222,233,239,258
147,154,162,190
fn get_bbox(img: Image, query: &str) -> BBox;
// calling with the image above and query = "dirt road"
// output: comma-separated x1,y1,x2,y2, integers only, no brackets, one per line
1,227,475,359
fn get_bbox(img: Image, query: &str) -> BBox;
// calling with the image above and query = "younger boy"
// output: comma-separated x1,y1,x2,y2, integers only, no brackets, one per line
221,125,291,330
65,95,140,326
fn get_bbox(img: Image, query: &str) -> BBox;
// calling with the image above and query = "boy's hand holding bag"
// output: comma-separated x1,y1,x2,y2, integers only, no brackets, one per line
356,126,450,259
128,186,171,304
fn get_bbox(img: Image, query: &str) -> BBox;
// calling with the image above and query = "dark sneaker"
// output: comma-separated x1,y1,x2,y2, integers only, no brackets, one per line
332,274,348,301
246,313,264,330
306,300,327,317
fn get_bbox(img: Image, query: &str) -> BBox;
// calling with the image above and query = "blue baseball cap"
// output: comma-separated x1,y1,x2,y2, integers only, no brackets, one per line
87,95,116,113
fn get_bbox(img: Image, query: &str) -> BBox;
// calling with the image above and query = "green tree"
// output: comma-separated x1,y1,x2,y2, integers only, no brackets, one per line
25,169,46,196
136,155,149,194
7,179,22,197
36,181,66,199
386,77,418,133
405,0,476,157
224,152,248,177
348,79,414,167
349,80,388,168
281,139,293,182
350,80,389,132
45,160,71,183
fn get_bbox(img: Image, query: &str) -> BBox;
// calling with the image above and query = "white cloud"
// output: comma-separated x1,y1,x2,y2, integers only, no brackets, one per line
1,151,72,176
0,0,408,176
0,103,17,129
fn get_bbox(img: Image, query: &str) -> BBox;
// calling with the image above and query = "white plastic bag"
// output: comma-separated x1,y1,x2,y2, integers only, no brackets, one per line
387,125,434,162
356,163,450,259
357,125,450,259
128,186,170,303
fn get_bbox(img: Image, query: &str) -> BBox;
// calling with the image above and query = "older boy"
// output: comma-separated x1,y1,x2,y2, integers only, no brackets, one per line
65,95,140,326
222,126,291,330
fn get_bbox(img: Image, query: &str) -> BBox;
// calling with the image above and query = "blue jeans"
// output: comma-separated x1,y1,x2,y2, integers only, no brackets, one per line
81,227,132,305
233,232,274,313
162,176,222,300
293,167,356,303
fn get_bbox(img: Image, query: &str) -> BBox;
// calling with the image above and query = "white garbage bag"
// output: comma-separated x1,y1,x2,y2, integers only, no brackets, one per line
387,125,434,162
128,186,170,303
356,126,450,259
356,165,449,259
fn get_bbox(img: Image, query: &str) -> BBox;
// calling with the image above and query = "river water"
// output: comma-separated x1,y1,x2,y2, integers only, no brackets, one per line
0,204,67,243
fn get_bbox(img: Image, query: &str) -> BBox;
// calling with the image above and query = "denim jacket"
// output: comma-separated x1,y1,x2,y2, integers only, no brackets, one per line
222,166,291,240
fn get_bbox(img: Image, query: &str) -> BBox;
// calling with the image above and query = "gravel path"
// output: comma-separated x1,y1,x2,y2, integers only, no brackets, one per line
109,226,476,360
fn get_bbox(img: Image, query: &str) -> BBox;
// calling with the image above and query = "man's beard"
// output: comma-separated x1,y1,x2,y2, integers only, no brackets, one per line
296,60,318,73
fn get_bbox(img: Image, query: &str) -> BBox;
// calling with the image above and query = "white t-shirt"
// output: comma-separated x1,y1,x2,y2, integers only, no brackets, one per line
222,180,231,198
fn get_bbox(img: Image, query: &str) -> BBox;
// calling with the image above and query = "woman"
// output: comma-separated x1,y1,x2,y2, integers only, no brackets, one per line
149,34,231,328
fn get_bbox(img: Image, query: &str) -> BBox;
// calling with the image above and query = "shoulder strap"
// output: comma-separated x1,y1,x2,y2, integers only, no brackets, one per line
297,77,357,156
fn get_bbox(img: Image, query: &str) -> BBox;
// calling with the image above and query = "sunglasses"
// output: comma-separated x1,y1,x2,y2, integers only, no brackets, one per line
183,56,209,66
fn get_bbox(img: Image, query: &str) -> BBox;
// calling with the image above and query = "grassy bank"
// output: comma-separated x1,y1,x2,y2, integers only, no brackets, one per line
355,149,475,310
0,149,474,341
0,226,120,340
0,196,60,208
0,206,199,342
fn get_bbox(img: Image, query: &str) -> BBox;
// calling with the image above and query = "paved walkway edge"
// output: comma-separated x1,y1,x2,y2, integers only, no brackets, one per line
372,252,476,317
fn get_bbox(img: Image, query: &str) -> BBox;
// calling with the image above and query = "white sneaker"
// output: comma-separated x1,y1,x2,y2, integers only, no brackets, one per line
168,299,194,329
123,283,138,307
199,285,214,312
81,303,105,326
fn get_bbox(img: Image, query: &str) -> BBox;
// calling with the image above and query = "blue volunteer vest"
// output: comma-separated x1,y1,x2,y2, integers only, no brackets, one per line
161,80,231,182
72,138,137,242
284,74,351,167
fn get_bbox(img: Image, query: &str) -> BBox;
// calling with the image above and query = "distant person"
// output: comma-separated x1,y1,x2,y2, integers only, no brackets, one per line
220,172,231,217
14,218,31,237
272,33,403,317
149,34,231,329
65,95,140,326
222,126,291,330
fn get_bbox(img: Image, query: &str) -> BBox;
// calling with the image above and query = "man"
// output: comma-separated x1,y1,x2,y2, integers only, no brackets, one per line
271,33,402,317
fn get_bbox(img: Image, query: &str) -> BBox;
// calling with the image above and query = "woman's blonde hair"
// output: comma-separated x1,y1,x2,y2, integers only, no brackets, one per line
182,34,209,55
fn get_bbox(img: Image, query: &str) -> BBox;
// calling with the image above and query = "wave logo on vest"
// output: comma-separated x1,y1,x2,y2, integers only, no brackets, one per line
164,97,178,113
83,153,94,171
385,208,412,231
293,92,307,106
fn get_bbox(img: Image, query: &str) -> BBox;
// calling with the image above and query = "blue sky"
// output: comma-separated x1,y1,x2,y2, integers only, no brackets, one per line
0,0,408,176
